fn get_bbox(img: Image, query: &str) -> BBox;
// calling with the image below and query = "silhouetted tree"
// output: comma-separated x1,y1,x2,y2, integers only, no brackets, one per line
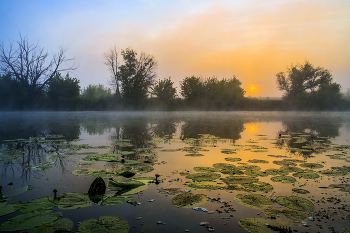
0,36,77,106
47,73,80,109
81,84,113,109
152,77,176,102
119,48,158,108
180,76,204,106
104,45,121,99
276,61,343,109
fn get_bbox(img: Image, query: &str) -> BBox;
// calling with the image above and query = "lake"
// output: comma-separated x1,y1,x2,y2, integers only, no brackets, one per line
0,111,350,233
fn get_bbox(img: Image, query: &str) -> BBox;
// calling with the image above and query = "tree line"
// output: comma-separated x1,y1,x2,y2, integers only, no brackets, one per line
0,37,349,111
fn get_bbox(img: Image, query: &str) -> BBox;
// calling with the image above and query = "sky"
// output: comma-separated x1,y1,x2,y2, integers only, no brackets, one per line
1,0,350,97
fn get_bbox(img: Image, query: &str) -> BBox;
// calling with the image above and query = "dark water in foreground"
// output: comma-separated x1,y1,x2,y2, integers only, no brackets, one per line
0,111,350,233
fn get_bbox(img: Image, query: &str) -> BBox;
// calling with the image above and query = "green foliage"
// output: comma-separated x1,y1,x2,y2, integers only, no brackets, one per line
235,193,272,209
171,193,207,208
276,196,314,211
80,84,113,109
77,216,129,233
152,77,177,103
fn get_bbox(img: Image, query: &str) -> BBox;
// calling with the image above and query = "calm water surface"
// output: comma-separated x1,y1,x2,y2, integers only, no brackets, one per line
0,111,350,233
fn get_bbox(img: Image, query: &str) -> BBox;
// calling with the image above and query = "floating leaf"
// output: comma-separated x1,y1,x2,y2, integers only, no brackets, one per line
235,194,272,209
292,171,319,179
264,207,306,223
77,215,129,233
186,173,221,182
276,196,314,211
292,188,310,194
57,193,94,209
0,201,22,217
186,181,226,190
171,193,207,208
224,157,242,162
299,163,324,169
238,218,290,233
271,176,296,183
242,181,274,192
21,197,56,214
221,176,259,185
27,218,74,233
99,195,133,206
248,159,269,164
0,211,61,231
193,167,218,173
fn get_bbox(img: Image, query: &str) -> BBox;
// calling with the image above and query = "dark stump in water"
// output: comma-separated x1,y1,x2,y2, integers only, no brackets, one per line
88,177,106,203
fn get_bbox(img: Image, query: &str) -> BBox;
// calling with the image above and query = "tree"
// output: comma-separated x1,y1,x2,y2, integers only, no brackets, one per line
47,73,80,109
0,36,76,105
81,84,113,109
276,61,343,109
118,47,158,107
276,61,333,99
180,76,204,103
152,77,177,102
104,45,121,98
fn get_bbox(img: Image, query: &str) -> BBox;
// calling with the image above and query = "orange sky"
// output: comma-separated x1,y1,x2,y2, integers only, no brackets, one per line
3,0,350,97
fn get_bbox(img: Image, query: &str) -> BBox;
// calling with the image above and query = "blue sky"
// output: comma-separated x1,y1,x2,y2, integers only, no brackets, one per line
1,0,350,97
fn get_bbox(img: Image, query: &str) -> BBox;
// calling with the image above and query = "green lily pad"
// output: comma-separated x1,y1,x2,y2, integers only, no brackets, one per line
186,173,221,182
248,159,269,164
27,218,74,233
299,163,324,169
262,168,289,176
184,153,204,157
0,211,61,231
238,218,291,233
193,167,218,173
72,162,93,167
0,201,22,217
221,176,259,185
186,181,226,190
273,160,297,166
292,188,310,194
99,195,133,206
340,228,350,233
72,168,118,178
225,157,242,162
81,153,121,162
328,184,350,192
276,196,314,211
279,166,304,173
138,153,155,157
57,193,94,209
221,149,237,154
171,193,207,208
271,176,296,183
77,215,129,233
108,179,145,195
292,171,320,179
213,163,237,169
235,193,272,209
318,166,350,176
264,207,306,222
242,181,274,192
20,197,56,214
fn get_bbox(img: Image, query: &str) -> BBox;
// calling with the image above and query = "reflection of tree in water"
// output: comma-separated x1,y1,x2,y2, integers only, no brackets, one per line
275,117,342,158
152,119,177,139
180,116,245,143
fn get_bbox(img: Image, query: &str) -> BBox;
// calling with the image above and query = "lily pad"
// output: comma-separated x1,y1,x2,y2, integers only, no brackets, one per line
0,201,22,217
186,181,226,190
328,184,350,192
221,176,259,185
171,193,207,208
248,159,269,164
264,207,306,222
299,163,324,169
77,215,129,233
292,171,319,179
263,168,289,176
238,218,291,233
186,172,221,182
235,193,272,209
57,193,94,209
271,176,296,183
184,153,205,157
99,195,133,206
318,166,350,176
0,211,61,231
193,167,218,173
276,196,314,211
242,181,274,193
221,149,237,154
225,157,242,162
27,218,74,233
21,197,56,214
292,188,310,194
108,179,145,195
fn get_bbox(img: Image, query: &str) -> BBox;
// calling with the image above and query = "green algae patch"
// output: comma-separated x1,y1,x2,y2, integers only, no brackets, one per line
221,176,259,185
186,181,226,190
299,163,324,169
0,211,61,232
57,193,94,209
0,201,22,217
27,218,74,233
225,157,242,162
171,193,207,208
276,196,314,211
238,218,290,233
99,195,133,206
193,167,218,173
248,159,269,164
77,215,129,233
242,181,274,193
264,207,306,223
21,197,56,214
292,170,320,179
186,172,221,182
292,188,310,194
318,166,350,176
271,176,296,183
235,193,272,209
